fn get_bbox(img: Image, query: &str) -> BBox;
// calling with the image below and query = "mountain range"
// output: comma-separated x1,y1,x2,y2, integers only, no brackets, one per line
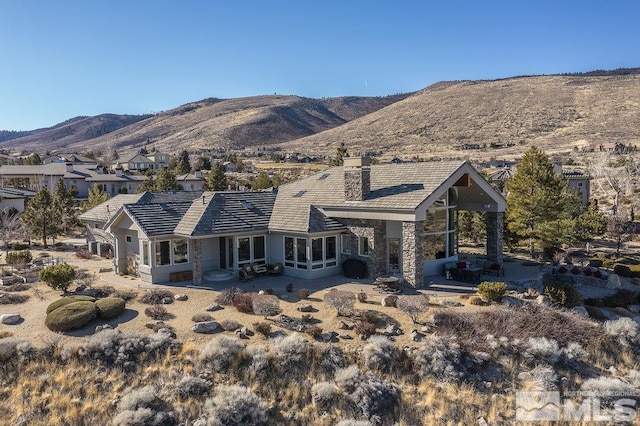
2,68,639,160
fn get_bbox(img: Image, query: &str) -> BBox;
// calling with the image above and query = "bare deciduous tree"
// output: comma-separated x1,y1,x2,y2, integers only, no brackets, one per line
0,209,22,252
324,290,356,316
397,295,430,323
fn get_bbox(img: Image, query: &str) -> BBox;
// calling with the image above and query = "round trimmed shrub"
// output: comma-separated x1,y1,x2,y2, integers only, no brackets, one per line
45,301,97,331
95,297,126,319
46,295,97,314
477,281,507,302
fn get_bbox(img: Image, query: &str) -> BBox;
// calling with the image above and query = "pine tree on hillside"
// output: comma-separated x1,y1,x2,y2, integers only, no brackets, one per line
53,178,79,234
505,146,581,257
21,187,59,248
82,185,110,212
207,162,227,191
154,168,181,191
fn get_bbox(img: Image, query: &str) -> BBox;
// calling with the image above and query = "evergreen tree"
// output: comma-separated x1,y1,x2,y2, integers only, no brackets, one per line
82,185,110,212
175,159,190,175
21,187,59,248
178,150,191,170
207,162,227,191
331,143,348,166
574,200,607,254
505,146,580,257
252,171,272,190
22,153,42,165
154,168,181,191
195,155,212,171
53,178,79,234
457,211,486,243
136,170,156,193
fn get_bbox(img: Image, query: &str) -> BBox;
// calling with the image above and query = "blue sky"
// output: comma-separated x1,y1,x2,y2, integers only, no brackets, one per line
1,0,638,130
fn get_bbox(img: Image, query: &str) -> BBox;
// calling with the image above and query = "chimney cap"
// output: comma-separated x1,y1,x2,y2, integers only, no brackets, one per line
343,156,370,168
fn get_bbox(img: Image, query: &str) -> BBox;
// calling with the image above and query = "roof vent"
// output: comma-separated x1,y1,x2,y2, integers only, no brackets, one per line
318,173,329,180
293,190,306,198
241,200,253,209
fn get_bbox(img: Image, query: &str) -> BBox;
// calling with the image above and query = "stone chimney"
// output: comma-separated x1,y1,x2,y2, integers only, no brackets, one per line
344,157,371,201
195,170,203,179
65,162,74,173
115,167,123,177
552,156,563,175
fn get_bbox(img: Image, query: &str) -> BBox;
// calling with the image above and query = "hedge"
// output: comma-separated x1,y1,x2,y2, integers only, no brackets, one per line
95,297,126,319
45,301,97,331
46,295,97,314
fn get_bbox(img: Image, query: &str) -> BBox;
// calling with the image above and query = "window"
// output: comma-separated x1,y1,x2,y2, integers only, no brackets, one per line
311,238,323,269
296,238,307,269
578,182,583,187
358,237,369,256
173,239,188,264
237,237,250,265
325,236,337,267
155,241,170,266
125,235,132,243
284,237,295,267
341,234,351,254
253,236,266,263
142,241,149,266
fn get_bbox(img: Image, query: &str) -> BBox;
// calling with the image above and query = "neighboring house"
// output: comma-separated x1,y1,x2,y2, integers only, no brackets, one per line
176,171,206,191
86,167,147,196
0,162,99,197
553,158,591,205
88,158,505,287
147,152,170,169
119,150,171,171
0,187,36,212
43,153,95,165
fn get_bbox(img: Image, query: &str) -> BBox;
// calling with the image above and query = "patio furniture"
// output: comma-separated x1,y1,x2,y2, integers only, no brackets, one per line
480,260,505,277
251,262,268,275
267,263,283,276
374,276,402,294
462,267,482,284
239,264,255,281
343,258,367,279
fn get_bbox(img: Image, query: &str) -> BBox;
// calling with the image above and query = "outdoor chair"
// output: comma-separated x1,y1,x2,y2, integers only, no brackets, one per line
267,263,283,276
251,262,268,275
239,264,255,281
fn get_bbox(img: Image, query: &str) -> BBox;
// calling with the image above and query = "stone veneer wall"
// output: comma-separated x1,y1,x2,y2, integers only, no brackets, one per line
341,218,386,278
485,211,504,264
344,168,371,201
192,239,203,285
402,221,424,288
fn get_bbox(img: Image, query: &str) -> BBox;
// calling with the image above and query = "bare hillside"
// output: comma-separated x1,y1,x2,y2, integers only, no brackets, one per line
281,74,640,159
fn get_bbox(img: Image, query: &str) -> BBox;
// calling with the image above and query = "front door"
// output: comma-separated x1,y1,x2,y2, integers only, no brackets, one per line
388,238,401,273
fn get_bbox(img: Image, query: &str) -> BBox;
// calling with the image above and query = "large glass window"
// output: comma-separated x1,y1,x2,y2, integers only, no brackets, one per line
173,239,188,264
358,236,369,256
326,236,337,267
284,237,295,267
341,234,351,254
155,241,170,266
237,237,250,264
142,241,149,266
296,238,307,269
423,234,446,260
311,238,323,269
253,236,266,262
424,208,447,232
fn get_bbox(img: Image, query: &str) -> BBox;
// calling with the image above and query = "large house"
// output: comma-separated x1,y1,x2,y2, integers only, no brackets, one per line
118,150,170,171
83,158,505,287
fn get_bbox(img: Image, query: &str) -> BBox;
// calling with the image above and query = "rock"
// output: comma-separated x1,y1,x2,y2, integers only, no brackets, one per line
95,324,114,333
157,328,176,339
441,300,464,307
296,303,313,312
536,295,550,305
241,326,253,336
599,309,621,321
321,332,334,343
606,274,622,289
632,316,640,325
613,264,632,278
501,295,523,308
410,330,421,342
524,288,540,299
385,324,403,335
0,314,21,325
235,328,248,339
206,303,221,312
339,334,353,340
191,321,220,334
280,294,290,300
421,325,431,333
258,290,265,295
614,307,631,317
98,267,113,273
381,295,398,307
161,297,174,304
174,294,188,301
628,305,640,314
571,306,590,318
338,320,350,330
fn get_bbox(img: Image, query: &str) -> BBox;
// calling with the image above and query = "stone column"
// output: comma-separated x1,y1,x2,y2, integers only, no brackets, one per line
485,211,504,264
371,220,387,278
192,239,203,285
402,221,424,288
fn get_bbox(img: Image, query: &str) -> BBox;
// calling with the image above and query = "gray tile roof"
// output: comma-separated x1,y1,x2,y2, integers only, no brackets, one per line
175,191,275,236
124,202,193,237
0,187,36,198
79,193,146,223
85,174,146,182
0,163,99,177
270,160,468,232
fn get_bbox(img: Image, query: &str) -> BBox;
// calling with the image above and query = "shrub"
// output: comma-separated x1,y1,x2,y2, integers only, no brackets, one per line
79,285,114,298
75,246,93,259
246,344,269,371
220,319,240,331
201,385,269,426
139,289,174,305
192,313,214,323
524,337,562,364
253,321,271,336
305,325,323,338
601,289,639,308
0,338,32,362
354,320,377,339
477,281,507,302
543,281,583,308
363,335,399,372
216,287,242,305
357,291,367,303
111,289,138,302
311,381,338,414
232,293,255,314
45,301,97,331
613,263,632,278
468,296,487,306
95,297,126,319
324,290,356,316
414,334,464,382
0,292,29,304
39,263,76,293
252,294,280,318
173,376,212,399
630,265,640,278
299,288,310,299
603,317,639,347
113,385,175,426
46,295,96,314
270,333,309,364
200,335,245,372
4,283,31,292
6,250,32,266
334,365,400,422
286,282,294,292
144,304,169,320
397,295,429,323
10,242,28,251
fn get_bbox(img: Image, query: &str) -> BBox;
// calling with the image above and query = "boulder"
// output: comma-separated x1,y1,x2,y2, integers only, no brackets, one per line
206,303,222,312
441,300,464,307
410,329,421,342
191,321,220,334
157,328,176,339
614,307,631,317
599,309,621,321
536,295,550,306
501,295,523,308
571,306,590,318
628,305,640,314
421,325,431,333
296,303,314,312
606,274,622,289
632,316,640,325
95,324,114,333
381,295,398,307
339,334,353,340
241,326,253,336
385,324,403,335
0,314,21,325
321,332,335,343
235,328,248,339
174,294,188,301
613,264,632,278
338,320,352,330
161,297,174,304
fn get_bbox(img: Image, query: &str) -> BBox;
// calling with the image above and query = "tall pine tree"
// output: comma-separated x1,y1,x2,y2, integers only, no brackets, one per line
506,146,581,257
207,162,227,191
21,187,59,248
53,178,79,234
